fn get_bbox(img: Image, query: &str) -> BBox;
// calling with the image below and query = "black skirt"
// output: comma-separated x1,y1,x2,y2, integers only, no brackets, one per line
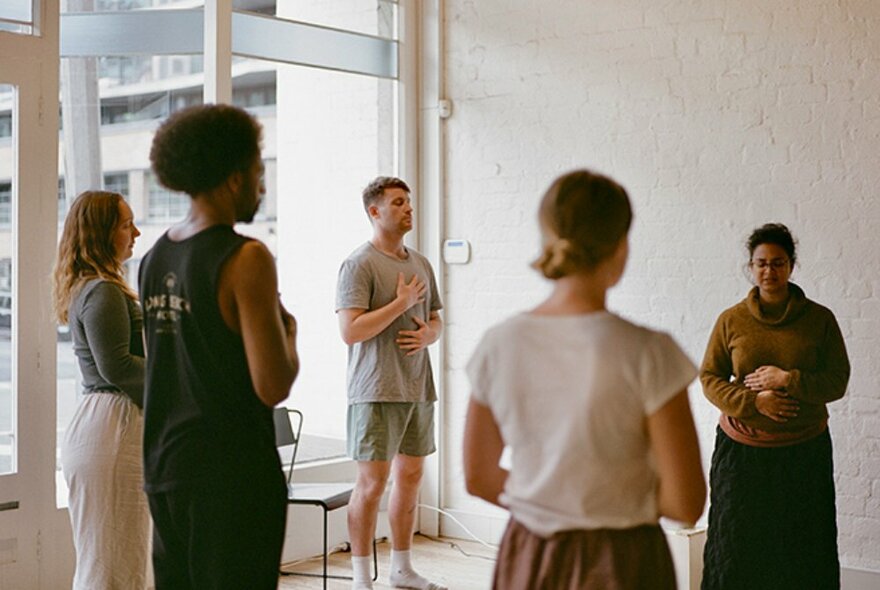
701,427,839,590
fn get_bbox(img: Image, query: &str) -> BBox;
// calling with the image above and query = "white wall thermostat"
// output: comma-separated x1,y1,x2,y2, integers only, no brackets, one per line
442,239,471,264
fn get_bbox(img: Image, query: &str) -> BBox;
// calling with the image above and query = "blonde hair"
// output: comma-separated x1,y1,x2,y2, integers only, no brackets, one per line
532,170,633,279
52,191,137,324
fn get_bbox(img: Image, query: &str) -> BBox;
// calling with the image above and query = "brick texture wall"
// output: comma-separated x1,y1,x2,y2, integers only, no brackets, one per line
441,0,880,572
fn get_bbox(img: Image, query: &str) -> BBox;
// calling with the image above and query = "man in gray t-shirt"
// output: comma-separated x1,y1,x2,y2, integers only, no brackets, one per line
336,177,445,590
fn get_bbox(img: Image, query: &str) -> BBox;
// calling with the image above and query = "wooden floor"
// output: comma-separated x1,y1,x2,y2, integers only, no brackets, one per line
278,534,497,589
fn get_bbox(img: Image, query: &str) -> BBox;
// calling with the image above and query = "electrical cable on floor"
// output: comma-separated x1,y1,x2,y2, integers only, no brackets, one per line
416,503,498,560
416,532,497,563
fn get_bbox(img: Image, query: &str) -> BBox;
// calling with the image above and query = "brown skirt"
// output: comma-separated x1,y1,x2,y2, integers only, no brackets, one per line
493,519,676,590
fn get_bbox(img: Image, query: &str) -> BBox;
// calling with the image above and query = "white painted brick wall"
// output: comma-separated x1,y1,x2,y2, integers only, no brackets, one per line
442,0,880,573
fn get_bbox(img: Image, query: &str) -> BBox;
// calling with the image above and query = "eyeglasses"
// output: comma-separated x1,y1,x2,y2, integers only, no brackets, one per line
750,258,789,270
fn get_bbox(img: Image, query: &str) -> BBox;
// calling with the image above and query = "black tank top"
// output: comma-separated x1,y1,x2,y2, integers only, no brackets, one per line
138,225,281,492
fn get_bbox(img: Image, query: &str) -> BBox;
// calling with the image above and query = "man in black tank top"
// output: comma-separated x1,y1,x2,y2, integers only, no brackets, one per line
139,104,299,590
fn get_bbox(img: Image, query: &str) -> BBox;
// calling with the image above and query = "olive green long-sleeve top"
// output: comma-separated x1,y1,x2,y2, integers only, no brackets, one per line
69,278,145,408
700,283,850,436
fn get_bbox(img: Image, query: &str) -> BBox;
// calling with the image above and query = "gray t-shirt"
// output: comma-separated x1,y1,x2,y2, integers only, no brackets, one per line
69,278,145,407
336,242,443,403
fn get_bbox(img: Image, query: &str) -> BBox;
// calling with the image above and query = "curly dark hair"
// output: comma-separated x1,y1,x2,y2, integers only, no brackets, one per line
362,176,411,214
532,169,632,279
150,104,262,195
746,223,797,266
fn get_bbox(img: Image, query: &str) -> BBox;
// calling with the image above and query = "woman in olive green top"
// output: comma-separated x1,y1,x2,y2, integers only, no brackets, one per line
53,191,148,590
699,223,850,590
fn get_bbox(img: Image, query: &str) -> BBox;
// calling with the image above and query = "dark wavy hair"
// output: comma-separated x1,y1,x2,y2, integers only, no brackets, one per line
532,169,632,279
746,223,797,266
150,104,262,195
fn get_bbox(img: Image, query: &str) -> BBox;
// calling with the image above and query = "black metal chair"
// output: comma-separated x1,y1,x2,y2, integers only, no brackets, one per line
274,407,377,589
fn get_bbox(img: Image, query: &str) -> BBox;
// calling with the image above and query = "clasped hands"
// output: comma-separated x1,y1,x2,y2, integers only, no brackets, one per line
744,365,798,423
396,316,436,356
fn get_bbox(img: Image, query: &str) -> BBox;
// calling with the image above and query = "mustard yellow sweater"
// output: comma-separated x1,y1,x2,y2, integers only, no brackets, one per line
700,283,850,434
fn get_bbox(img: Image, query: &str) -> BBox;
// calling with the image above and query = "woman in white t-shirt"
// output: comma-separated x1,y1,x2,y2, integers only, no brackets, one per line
463,169,706,590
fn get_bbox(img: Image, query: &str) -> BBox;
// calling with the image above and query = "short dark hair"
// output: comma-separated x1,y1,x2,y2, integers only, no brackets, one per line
362,176,411,214
532,169,633,279
747,223,797,266
150,104,262,196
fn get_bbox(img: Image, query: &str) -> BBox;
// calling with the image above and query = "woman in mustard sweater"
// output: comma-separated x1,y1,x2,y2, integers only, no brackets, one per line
700,223,850,590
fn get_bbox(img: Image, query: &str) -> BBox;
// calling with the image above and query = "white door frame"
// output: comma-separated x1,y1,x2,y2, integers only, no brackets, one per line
0,1,69,587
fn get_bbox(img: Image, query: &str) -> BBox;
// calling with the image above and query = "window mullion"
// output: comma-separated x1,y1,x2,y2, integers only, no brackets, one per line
204,0,232,104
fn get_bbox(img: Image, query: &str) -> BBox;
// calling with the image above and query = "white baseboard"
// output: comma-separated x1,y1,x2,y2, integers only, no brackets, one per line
434,507,507,546
842,566,880,590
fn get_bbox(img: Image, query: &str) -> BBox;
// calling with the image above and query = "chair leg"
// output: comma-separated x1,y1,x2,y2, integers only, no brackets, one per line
322,508,329,590
278,505,377,585
372,537,378,581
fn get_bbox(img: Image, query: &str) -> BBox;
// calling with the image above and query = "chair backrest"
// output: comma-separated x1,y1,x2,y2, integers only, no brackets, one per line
273,407,303,485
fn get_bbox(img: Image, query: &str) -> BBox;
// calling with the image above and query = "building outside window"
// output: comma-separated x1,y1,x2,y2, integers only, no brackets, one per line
103,172,130,199
41,0,405,505
145,171,189,221
0,183,10,228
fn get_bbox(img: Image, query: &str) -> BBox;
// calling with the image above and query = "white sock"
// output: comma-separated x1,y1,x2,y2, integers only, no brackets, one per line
351,555,373,590
389,549,448,590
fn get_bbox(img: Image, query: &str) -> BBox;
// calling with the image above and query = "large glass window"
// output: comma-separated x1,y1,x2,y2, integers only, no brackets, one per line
0,182,11,227
145,172,189,221
56,49,205,504
103,172,130,198
0,0,35,35
275,59,397,442
0,84,15,475
94,0,198,10
280,0,398,39
0,111,11,139
54,0,405,491
230,58,278,254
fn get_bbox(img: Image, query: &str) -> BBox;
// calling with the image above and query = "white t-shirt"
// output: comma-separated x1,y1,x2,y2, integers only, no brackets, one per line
466,311,696,537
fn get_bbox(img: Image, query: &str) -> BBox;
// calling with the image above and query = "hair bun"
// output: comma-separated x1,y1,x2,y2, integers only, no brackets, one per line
534,238,576,279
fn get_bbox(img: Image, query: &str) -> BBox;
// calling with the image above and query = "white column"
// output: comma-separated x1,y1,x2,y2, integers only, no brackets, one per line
411,0,446,537
60,0,102,201
204,0,233,105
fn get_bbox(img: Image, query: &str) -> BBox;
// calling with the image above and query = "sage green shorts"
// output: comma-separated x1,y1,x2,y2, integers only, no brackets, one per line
347,402,436,461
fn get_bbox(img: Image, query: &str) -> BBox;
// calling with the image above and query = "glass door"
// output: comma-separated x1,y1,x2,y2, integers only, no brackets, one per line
0,38,67,587
0,85,14,482
0,67,38,589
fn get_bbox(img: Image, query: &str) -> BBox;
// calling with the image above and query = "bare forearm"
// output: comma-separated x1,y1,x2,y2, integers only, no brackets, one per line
426,316,443,345
466,467,509,508
253,344,297,407
229,242,297,408
649,391,706,527
285,336,300,384
463,399,507,506
657,475,705,527
280,310,300,382
341,298,408,344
